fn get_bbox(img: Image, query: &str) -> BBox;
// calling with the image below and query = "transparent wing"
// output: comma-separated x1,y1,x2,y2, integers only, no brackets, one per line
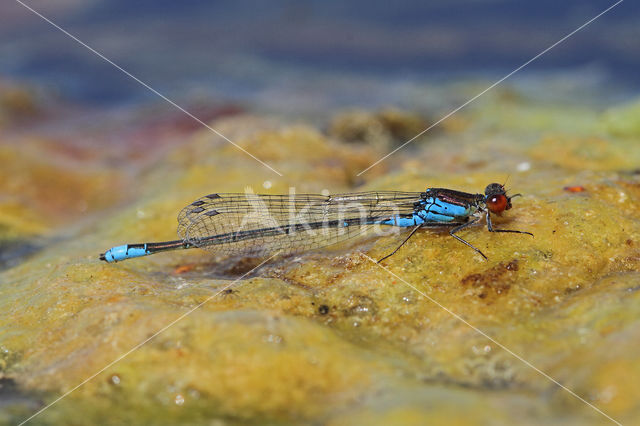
177,191,421,256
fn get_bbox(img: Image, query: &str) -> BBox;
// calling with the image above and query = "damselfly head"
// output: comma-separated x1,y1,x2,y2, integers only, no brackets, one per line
484,183,515,214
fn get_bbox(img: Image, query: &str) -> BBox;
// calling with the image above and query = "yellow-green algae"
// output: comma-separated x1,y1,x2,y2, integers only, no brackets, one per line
329,107,431,150
1,91,640,425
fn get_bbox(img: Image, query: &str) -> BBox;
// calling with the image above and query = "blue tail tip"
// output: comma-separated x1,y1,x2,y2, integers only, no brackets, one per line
100,244,149,263
100,248,118,263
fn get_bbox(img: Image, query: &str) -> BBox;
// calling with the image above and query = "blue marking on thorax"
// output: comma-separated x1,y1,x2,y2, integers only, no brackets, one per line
422,197,470,218
374,197,472,228
420,211,455,222
103,244,150,262
413,197,471,223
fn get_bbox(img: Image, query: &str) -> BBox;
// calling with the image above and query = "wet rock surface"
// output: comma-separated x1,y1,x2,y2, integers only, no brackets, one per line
1,80,640,425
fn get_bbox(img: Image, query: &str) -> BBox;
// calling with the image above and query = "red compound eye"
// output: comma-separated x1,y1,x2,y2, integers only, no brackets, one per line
486,194,508,213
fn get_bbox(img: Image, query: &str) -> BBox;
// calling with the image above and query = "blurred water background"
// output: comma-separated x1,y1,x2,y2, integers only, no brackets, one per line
1,0,638,113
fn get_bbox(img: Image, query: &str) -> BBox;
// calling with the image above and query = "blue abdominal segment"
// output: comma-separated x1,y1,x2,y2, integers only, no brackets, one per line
376,214,423,227
102,244,150,263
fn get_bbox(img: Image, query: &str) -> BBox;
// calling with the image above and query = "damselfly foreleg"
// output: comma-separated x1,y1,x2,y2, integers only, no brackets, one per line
485,212,533,237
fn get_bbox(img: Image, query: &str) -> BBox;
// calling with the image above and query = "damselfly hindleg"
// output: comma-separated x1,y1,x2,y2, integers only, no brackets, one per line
377,224,423,263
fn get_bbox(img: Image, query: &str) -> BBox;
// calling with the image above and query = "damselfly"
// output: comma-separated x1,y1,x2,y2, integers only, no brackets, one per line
100,183,532,263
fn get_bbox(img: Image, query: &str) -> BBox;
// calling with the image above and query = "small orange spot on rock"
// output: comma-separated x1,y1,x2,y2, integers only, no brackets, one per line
173,264,196,274
564,185,586,193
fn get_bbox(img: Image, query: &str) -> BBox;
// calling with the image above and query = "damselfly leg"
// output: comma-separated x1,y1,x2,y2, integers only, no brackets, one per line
377,224,423,263
486,212,534,237
449,218,487,259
